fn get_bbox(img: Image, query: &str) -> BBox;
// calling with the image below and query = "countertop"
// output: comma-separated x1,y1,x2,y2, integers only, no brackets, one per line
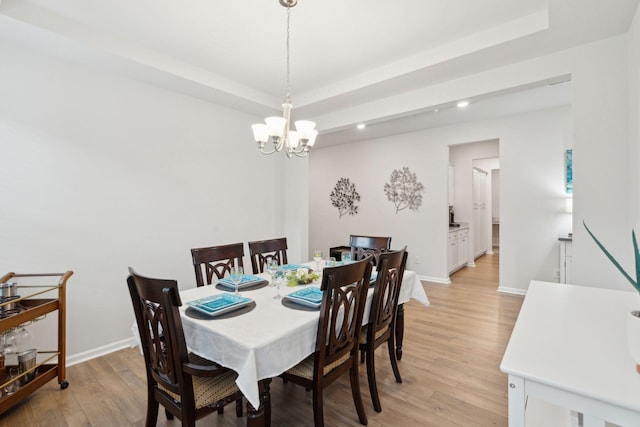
449,222,469,232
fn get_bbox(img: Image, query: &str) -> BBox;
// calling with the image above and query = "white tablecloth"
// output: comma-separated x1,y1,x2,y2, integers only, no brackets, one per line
179,268,428,409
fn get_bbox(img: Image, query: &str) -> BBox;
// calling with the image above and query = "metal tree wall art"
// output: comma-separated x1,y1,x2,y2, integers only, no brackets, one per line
330,177,361,218
384,167,425,213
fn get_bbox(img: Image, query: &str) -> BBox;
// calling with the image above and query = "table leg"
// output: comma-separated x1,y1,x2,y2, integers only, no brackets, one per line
395,303,405,360
246,378,272,427
507,375,525,427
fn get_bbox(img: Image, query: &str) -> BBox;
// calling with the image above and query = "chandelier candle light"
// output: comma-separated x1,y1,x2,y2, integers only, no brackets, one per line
251,0,318,158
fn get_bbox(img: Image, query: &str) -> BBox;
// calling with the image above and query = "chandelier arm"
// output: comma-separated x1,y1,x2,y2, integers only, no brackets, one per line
259,144,279,155
275,137,285,152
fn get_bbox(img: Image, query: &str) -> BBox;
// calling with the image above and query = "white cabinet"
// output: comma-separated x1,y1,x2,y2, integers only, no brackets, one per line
473,168,488,259
559,239,573,284
449,228,469,274
448,231,458,272
457,229,468,268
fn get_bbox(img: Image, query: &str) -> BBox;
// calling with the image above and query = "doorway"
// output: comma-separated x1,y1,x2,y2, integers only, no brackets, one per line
448,141,500,285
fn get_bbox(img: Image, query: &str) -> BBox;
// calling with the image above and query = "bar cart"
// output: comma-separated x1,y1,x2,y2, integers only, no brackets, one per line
0,271,73,414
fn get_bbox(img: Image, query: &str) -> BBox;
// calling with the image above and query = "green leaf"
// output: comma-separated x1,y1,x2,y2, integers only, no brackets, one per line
583,221,639,292
634,229,640,293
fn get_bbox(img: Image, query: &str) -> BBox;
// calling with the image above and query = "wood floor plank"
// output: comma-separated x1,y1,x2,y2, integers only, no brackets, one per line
0,250,523,426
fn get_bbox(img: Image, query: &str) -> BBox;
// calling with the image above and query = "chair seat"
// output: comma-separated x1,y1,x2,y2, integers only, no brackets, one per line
360,324,389,344
161,353,240,410
285,352,352,380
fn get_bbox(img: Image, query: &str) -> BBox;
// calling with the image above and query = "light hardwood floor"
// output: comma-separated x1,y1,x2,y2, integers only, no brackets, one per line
0,251,523,426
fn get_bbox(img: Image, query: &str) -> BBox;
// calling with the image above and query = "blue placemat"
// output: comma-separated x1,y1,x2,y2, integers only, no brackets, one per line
218,274,265,290
286,287,324,308
187,294,252,317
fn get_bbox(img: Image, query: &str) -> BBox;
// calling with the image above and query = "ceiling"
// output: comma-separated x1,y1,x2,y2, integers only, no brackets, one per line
0,0,638,146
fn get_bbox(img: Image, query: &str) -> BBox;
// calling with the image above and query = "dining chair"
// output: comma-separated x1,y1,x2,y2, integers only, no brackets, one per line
359,247,407,412
247,237,288,274
127,268,244,426
280,257,373,427
191,243,245,286
349,235,392,265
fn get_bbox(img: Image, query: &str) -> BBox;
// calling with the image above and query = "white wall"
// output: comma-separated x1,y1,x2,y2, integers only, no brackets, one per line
491,169,500,222
631,6,640,231
310,133,448,282
571,36,632,290
311,33,636,294
310,106,571,289
0,43,296,363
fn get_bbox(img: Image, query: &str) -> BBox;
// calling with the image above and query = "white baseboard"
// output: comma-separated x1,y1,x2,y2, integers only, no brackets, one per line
66,337,138,367
498,286,527,296
417,274,450,284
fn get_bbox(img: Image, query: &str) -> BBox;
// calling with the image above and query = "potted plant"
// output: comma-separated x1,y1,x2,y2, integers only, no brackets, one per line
583,220,640,373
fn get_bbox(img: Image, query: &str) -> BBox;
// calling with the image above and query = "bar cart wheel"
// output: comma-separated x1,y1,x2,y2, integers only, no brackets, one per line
60,380,69,389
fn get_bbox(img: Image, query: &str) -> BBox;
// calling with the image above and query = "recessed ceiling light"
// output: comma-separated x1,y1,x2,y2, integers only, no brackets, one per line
457,100,470,108
356,123,366,130
433,108,439,113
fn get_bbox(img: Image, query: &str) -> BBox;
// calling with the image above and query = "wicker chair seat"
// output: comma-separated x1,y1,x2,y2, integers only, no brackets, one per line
160,353,240,410
284,352,351,380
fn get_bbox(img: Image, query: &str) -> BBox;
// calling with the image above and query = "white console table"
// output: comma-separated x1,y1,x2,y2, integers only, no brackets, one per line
501,281,640,426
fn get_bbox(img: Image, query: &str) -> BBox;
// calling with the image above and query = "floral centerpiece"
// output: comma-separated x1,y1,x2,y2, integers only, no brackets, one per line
287,268,320,287
583,221,640,372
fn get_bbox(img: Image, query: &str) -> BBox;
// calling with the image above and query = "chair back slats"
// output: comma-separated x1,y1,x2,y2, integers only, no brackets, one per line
127,269,190,397
191,243,244,286
248,238,288,274
370,248,407,339
317,257,372,371
349,235,392,265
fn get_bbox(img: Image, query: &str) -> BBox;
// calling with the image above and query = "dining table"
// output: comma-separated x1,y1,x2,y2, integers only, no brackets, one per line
179,262,429,426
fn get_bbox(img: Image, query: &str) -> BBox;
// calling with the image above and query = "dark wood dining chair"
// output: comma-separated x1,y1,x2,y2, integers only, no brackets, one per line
349,235,392,265
127,268,244,426
191,243,245,286
359,248,407,412
280,257,373,427
247,237,288,274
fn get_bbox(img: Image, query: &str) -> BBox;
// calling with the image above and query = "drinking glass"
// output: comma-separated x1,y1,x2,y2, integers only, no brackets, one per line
3,328,19,352
313,249,323,272
326,256,336,267
2,334,16,357
17,325,32,351
230,266,243,295
4,367,19,395
266,259,278,286
341,251,352,262
273,268,285,300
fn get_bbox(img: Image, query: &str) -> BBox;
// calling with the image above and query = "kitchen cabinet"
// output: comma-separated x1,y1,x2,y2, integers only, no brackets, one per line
0,271,72,415
449,227,469,274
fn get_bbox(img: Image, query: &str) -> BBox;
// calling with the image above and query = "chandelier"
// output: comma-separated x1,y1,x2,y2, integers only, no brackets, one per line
251,0,317,158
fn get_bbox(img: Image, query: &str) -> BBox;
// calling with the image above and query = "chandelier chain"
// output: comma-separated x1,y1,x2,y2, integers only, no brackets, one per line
286,5,291,101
